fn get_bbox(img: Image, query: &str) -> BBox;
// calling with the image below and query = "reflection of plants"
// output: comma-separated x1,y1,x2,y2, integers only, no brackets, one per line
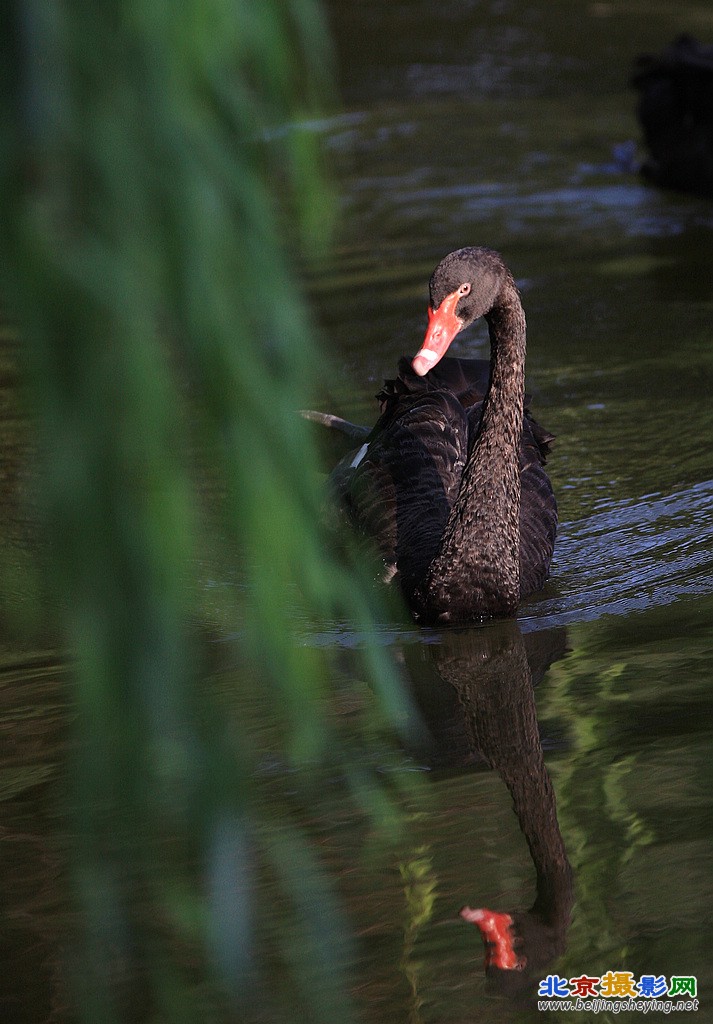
604,754,655,867
539,640,654,974
399,846,438,1024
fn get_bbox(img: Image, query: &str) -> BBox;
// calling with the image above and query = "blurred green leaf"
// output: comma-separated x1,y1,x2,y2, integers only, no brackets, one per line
0,1,413,1020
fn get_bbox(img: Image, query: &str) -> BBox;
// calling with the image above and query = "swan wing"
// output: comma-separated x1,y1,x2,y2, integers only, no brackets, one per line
340,383,469,594
518,416,557,597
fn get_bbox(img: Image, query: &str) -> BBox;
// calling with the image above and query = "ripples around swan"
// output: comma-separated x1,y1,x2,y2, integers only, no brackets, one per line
299,478,713,652
526,479,713,628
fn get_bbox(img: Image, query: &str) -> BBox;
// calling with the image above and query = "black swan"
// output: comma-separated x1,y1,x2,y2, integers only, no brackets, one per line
632,34,713,198
311,247,557,624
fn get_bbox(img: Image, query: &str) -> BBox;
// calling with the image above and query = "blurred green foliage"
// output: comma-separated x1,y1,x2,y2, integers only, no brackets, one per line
0,2,411,1021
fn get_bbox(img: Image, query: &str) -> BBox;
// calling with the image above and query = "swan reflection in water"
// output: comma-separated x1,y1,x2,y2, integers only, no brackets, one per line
400,620,573,995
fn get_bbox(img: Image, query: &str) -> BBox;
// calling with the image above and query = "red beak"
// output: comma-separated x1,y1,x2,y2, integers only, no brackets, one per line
460,906,525,971
412,289,464,376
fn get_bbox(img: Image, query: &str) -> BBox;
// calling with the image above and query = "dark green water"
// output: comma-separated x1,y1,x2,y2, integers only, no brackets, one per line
3,1,713,1021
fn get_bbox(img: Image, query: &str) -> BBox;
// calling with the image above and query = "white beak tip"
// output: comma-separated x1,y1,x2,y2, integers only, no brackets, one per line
412,348,439,376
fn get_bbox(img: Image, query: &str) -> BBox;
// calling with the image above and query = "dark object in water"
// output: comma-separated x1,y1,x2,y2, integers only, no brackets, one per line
632,34,713,198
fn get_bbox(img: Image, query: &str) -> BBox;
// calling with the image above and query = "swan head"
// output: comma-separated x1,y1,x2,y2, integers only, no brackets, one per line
412,247,508,376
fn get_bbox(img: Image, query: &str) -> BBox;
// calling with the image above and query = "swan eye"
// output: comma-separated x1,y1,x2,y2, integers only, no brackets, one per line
458,282,471,296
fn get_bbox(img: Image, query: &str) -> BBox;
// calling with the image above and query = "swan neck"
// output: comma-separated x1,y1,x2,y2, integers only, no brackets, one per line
418,278,526,620
482,277,527,433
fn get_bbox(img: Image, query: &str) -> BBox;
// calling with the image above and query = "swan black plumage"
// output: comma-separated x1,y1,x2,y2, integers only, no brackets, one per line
322,247,557,624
